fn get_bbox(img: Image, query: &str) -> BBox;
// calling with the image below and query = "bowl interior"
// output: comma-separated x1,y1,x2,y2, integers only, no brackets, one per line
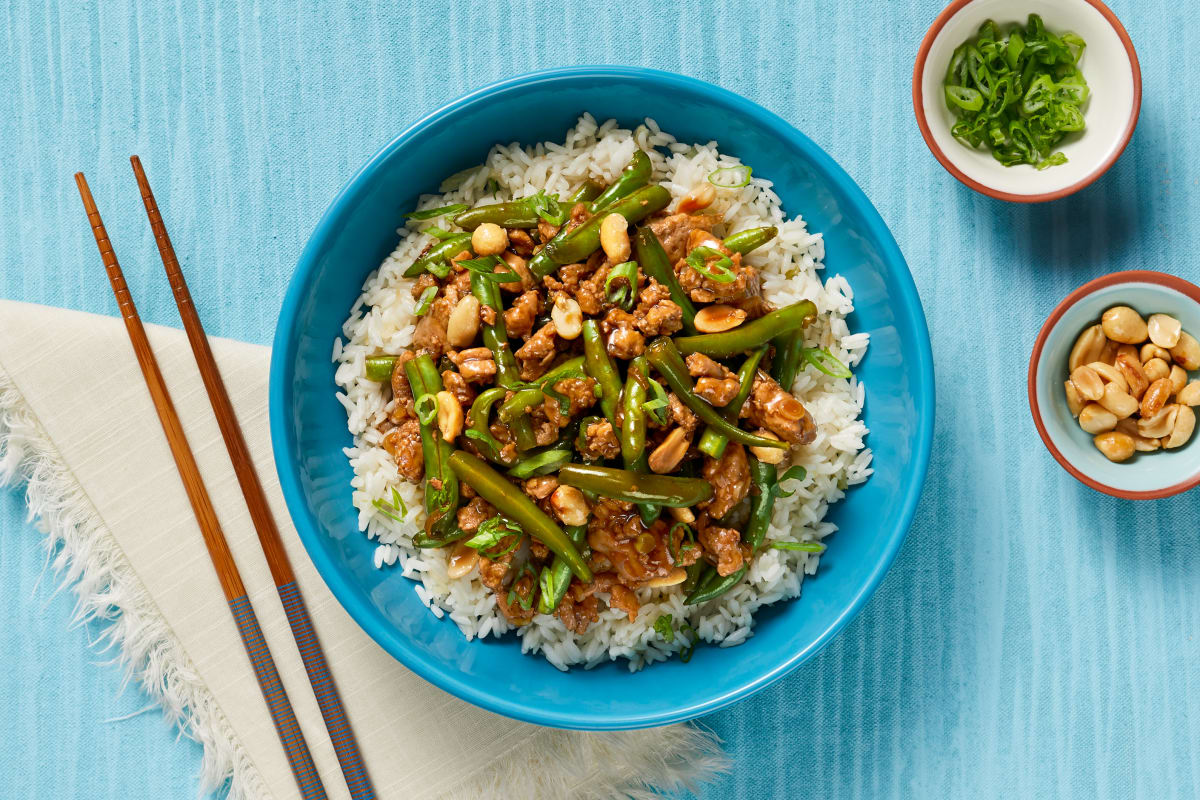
1035,282,1200,495
919,0,1137,198
270,68,934,729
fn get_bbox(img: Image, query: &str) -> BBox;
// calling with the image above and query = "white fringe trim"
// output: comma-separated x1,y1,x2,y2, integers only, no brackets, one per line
0,368,730,799
0,370,268,799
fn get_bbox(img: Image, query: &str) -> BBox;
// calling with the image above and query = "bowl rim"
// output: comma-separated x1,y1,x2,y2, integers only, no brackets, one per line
1027,269,1200,500
269,65,936,729
911,0,1142,203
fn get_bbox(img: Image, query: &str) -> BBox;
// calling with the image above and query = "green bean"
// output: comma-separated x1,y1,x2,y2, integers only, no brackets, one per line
365,355,397,383
470,272,537,450
685,564,747,605
582,320,623,428
722,226,778,255
453,200,542,231
644,338,787,450
674,301,817,358
497,356,587,423
770,331,804,390
531,185,671,277
404,356,460,537
464,387,515,466
403,232,472,278
587,150,652,213
412,527,472,549
568,180,605,204
634,227,698,334
557,464,713,507
697,346,768,459
681,561,710,596
745,457,778,553
536,524,589,614
449,450,592,582
620,357,660,524
506,445,572,479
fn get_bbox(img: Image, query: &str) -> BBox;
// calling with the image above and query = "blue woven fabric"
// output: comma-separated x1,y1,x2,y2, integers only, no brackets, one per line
2,1,1197,797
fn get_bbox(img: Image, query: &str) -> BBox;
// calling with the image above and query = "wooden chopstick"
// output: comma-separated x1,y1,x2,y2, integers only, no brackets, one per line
128,156,377,800
74,172,329,800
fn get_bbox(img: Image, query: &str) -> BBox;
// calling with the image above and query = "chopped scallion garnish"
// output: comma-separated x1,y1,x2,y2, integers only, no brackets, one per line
604,261,638,311
679,621,698,662
685,246,736,284
707,165,752,189
424,226,456,241
769,540,826,553
801,347,852,379
465,516,523,557
654,614,675,643
414,393,437,425
413,285,438,316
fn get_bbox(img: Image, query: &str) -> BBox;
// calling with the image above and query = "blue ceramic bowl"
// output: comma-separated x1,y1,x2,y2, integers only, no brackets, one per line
269,66,935,730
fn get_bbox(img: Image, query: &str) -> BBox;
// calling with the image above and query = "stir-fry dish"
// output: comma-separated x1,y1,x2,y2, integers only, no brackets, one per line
336,117,871,669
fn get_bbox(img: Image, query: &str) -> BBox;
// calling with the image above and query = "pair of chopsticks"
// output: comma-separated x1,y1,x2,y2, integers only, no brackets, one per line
75,161,375,800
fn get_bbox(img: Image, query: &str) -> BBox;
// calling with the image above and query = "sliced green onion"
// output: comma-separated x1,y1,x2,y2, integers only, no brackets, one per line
424,226,456,241
679,621,698,662
371,487,410,524
643,379,670,426
944,85,983,112
458,255,502,274
484,177,500,195
801,347,852,379
406,202,469,221
604,261,638,310
685,246,736,284
528,190,567,226
464,426,504,451
774,465,808,498
506,561,538,610
414,393,437,425
707,165,752,189
543,384,570,416
413,285,438,316
668,521,696,566
770,540,826,553
465,516,523,557
427,260,452,279
654,614,675,643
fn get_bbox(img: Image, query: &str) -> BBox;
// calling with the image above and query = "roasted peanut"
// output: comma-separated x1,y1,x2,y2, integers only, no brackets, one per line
1147,313,1182,348
446,295,481,347
1115,418,1161,452
1070,365,1104,401
551,296,583,340
549,485,590,526
446,542,479,579
1137,404,1179,439
1116,344,1140,363
1069,325,1107,372
748,430,786,463
1140,342,1172,364
644,568,689,588
1169,331,1200,370
648,427,690,473
1141,378,1173,418
1177,380,1200,406
668,505,696,524
1078,403,1118,434
1166,404,1196,449
1099,338,1121,365
1115,353,1149,400
1097,383,1138,419
435,391,463,442
1142,357,1170,384
676,183,717,214
694,304,748,333
1101,306,1149,344
599,213,631,263
471,222,509,256
1086,361,1128,392
1093,431,1136,462
1064,380,1085,417
1169,365,1189,396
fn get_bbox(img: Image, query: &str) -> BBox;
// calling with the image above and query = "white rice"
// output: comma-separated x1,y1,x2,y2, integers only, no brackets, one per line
333,115,872,671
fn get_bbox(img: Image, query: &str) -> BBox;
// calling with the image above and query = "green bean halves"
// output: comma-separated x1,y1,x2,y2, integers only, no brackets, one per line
403,232,473,278
568,180,605,204
452,200,543,231
556,464,713,507
685,564,748,605
465,387,515,466
770,331,805,390
744,457,779,553
697,346,768,459
722,226,778,255
582,320,623,428
621,357,660,524
470,272,537,450
634,226,698,335
644,338,787,450
448,450,592,582
496,356,587,423
537,524,589,614
587,149,652,213
674,301,818,358
531,185,671,278
403,356,460,540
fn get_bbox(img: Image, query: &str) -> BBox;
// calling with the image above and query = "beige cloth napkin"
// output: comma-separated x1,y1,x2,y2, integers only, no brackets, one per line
0,300,725,800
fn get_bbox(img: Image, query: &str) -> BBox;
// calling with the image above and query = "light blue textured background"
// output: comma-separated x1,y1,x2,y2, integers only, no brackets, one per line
2,1,1198,798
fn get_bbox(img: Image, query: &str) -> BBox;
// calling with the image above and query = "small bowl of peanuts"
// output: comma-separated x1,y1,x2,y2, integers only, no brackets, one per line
1029,270,1200,499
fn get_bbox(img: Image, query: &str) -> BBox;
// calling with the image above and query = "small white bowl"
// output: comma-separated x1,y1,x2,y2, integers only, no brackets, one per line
1028,271,1200,500
913,0,1141,203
